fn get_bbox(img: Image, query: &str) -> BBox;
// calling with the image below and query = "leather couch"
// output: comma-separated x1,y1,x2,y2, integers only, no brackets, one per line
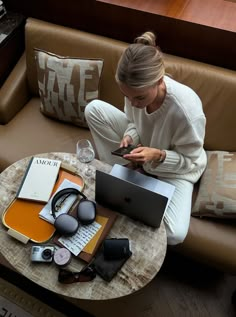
0,17,236,275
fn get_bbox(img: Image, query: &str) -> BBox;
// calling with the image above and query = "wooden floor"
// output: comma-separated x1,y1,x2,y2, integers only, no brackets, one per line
1,251,236,317
98,0,236,32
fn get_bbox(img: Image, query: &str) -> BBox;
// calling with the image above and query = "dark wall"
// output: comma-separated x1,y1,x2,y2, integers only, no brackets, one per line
4,0,236,70
4,0,96,31
0,12,25,86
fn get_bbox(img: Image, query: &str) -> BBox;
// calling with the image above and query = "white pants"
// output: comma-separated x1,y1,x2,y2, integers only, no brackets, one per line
85,100,193,245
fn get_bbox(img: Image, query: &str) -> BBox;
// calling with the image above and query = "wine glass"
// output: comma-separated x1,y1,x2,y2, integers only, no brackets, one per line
76,139,95,177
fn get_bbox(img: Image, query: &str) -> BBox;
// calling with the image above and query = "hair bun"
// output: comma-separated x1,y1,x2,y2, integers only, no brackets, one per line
134,31,156,47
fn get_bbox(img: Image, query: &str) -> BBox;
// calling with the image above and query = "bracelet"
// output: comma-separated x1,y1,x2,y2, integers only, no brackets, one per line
158,150,165,163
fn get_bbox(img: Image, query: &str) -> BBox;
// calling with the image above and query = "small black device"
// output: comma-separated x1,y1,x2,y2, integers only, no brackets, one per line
51,188,96,236
31,245,54,263
103,238,131,260
111,144,136,157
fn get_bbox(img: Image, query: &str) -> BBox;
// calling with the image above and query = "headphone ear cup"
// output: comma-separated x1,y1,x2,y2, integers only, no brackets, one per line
54,214,79,236
77,199,96,225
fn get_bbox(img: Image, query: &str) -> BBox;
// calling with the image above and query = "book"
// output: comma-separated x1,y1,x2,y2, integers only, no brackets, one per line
17,157,61,202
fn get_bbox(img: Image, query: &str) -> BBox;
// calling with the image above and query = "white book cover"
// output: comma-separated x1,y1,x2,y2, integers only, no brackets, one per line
17,157,61,202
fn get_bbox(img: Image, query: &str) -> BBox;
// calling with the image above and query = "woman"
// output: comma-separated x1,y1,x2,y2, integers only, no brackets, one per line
85,31,207,245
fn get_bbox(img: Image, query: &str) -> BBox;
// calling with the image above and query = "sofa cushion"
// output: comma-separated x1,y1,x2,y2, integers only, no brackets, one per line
192,151,236,218
0,98,94,172
34,49,103,128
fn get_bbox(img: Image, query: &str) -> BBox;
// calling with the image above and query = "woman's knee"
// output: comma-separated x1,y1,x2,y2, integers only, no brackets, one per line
166,226,188,245
84,99,100,121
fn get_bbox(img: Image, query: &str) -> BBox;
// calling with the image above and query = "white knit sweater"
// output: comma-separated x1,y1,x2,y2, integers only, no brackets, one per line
124,76,207,183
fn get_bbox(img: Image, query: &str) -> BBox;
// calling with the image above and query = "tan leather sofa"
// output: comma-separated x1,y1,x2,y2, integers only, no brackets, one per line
0,18,236,275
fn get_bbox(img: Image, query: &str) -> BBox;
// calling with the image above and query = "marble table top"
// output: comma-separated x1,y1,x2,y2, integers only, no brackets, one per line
0,152,167,300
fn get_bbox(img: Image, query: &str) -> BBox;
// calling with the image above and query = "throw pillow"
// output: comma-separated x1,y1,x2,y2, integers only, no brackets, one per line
192,151,236,218
34,49,104,128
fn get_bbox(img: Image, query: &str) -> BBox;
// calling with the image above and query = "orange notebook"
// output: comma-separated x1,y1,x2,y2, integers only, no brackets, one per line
2,169,84,244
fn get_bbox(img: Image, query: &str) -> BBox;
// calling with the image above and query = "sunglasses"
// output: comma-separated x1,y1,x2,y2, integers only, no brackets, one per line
58,265,96,284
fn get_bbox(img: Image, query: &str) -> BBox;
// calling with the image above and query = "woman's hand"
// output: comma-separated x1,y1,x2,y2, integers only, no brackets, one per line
123,147,165,164
120,135,133,147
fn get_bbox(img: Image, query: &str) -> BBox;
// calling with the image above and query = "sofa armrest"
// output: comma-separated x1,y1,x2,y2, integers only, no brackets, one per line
172,216,236,274
0,52,31,124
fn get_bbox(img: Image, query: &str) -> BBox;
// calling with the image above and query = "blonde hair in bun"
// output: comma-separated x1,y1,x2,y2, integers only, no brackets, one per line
115,31,165,88
134,31,156,47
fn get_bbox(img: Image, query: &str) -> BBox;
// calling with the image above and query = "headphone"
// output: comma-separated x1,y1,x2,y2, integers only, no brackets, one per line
51,188,96,236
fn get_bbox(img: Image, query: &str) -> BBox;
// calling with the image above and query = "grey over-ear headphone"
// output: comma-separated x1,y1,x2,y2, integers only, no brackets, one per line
51,188,96,236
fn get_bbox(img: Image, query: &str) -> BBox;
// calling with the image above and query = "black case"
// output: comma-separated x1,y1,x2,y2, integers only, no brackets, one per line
103,238,130,260
91,248,132,282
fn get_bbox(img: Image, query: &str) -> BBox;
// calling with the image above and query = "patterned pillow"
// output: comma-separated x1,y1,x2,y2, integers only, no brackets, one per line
34,49,104,128
192,151,236,218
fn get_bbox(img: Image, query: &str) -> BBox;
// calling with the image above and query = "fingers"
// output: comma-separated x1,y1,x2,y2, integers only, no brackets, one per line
123,148,144,161
119,140,126,148
124,147,157,163
120,135,133,148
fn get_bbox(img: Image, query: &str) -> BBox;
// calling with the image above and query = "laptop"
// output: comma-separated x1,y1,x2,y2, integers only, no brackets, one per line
95,164,175,228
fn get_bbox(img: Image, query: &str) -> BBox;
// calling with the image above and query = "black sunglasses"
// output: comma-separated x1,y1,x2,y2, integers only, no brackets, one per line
58,266,96,284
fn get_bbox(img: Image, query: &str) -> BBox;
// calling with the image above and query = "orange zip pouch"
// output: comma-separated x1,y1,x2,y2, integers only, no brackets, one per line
2,169,84,244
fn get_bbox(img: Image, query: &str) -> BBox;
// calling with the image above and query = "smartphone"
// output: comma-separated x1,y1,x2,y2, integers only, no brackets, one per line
111,144,136,157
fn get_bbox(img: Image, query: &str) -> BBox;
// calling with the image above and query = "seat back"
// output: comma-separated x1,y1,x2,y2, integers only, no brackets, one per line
164,54,236,151
25,18,236,151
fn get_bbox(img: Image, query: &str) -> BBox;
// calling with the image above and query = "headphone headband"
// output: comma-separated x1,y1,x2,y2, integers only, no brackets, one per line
51,188,87,218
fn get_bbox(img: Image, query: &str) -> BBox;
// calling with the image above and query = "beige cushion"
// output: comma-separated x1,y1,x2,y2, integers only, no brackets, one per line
192,151,236,218
34,49,103,128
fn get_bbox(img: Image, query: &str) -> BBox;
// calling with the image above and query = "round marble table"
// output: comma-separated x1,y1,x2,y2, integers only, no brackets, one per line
0,152,167,300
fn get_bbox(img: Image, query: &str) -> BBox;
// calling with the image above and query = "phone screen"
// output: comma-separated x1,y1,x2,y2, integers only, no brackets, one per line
111,145,136,157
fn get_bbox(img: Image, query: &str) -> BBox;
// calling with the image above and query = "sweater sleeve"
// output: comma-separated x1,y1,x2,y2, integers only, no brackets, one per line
143,114,206,176
123,98,140,145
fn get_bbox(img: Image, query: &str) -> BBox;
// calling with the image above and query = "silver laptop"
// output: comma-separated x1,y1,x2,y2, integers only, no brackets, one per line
95,164,175,228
